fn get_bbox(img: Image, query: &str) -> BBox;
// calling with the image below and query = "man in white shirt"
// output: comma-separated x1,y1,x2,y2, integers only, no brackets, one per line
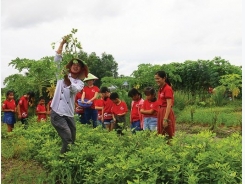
50,37,88,154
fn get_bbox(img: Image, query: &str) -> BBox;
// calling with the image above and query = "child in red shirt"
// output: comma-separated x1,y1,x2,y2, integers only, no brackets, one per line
128,88,144,133
94,93,105,128
110,92,128,135
75,90,85,123
46,98,53,116
100,87,114,132
2,90,17,132
140,87,158,131
36,96,47,122
17,91,35,129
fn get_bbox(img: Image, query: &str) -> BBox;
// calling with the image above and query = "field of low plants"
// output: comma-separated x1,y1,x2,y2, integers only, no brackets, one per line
1,103,242,184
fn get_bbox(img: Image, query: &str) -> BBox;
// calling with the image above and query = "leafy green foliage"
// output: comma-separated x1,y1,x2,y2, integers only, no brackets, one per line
219,74,242,100
1,119,242,184
4,56,56,99
78,51,119,87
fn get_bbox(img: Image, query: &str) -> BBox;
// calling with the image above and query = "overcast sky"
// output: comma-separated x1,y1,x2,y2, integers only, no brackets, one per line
1,0,242,87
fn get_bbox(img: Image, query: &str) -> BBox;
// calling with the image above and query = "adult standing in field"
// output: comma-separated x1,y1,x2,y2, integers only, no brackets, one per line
81,73,99,128
17,91,35,129
2,90,17,132
50,37,88,154
154,71,175,139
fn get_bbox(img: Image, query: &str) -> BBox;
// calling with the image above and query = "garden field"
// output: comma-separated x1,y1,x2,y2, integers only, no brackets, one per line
1,101,242,184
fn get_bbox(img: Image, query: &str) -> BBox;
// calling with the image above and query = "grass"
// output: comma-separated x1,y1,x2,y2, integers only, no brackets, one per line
1,157,47,184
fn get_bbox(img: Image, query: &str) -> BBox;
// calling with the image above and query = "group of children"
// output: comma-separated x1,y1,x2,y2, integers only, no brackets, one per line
75,71,175,139
2,71,176,139
1,91,53,132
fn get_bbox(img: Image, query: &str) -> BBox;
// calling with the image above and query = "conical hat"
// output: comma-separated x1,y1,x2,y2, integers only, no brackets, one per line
83,73,98,81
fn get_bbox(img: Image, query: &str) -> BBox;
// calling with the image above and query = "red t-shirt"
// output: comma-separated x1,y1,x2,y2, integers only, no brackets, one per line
94,99,104,120
75,90,83,102
36,104,47,122
2,99,16,111
102,97,114,120
75,91,84,114
157,84,174,107
47,100,52,108
130,99,144,122
111,101,128,115
83,86,100,109
142,99,158,118
18,96,29,118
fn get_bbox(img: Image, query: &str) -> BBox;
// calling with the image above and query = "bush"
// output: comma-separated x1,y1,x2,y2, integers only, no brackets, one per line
173,91,190,110
1,120,242,184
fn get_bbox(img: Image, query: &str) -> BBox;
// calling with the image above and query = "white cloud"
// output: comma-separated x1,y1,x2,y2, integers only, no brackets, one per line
1,0,242,87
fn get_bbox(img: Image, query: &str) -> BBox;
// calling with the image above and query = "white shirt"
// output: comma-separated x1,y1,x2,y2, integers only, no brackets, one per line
51,54,84,117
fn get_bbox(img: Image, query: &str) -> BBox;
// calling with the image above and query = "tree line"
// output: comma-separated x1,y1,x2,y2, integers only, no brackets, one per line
2,52,242,103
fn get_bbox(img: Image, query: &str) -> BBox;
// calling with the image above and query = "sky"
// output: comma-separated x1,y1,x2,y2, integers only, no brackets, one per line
1,0,242,88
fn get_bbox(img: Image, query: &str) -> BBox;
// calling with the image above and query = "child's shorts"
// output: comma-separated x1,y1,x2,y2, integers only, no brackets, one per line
104,119,113,125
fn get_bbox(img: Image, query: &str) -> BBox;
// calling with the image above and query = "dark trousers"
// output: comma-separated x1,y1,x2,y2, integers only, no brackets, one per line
115,115,126,135
84,108,98,128
21,118,28,129
50,110,76,154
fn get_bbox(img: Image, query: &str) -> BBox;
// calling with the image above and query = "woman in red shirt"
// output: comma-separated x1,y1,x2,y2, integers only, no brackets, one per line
81,73,99,128
154,71,175,139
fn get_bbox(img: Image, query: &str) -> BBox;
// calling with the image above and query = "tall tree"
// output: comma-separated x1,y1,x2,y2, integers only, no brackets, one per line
79,51,119,87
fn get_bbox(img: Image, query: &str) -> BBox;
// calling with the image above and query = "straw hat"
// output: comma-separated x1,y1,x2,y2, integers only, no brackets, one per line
83,73,98,82
66,58,88,79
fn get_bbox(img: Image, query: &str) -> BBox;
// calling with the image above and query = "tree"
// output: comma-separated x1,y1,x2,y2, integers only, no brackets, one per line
219,74,242,101
79,51,119,87
4,57,56,99
131,63,181,91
